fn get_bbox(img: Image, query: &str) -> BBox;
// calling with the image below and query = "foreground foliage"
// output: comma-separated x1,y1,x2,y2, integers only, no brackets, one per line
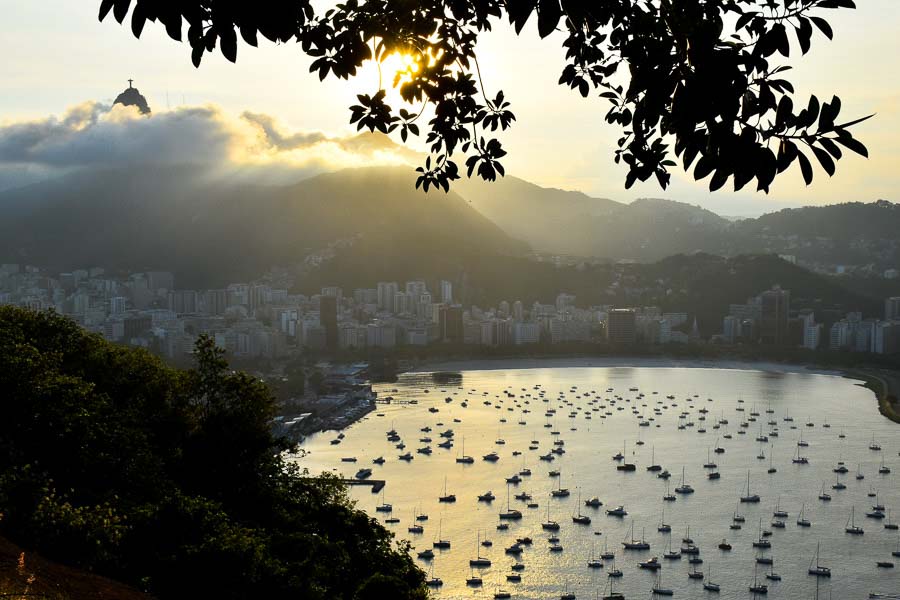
99,0,868,192
0,307,425,599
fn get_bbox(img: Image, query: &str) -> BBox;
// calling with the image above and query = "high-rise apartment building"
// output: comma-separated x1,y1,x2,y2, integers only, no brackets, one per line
886,297,900,321
203,289,228,316
440,280,453,304
167,290,198,314
760,286,790,345
319,295,338,350
607,309,637,345
439,305,464,343
377,282,399,311
512,300,524,321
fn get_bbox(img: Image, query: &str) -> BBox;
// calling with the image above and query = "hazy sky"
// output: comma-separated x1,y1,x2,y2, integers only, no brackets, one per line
1,1,898,215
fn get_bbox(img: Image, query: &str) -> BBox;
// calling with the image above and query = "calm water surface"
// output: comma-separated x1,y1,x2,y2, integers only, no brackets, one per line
295,364,900,599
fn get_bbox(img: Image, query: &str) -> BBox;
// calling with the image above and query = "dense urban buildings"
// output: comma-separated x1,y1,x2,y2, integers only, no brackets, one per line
2,262,899,360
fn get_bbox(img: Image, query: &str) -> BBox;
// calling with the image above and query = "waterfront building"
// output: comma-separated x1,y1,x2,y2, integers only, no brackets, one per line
513,322,540,345
439,305,464,343
801,313,822,350
607,308,637,345
320,295,339,351
760,286,790,345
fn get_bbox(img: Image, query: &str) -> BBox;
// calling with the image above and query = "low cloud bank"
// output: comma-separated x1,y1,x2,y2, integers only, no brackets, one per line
0,102,419,190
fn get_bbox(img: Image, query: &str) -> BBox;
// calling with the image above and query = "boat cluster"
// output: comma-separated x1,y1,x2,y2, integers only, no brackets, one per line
324,379,898,598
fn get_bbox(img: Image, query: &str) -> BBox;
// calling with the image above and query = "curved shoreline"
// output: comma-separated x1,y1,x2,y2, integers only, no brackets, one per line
843,368,900,425
408,355,845,377
400,356,900,426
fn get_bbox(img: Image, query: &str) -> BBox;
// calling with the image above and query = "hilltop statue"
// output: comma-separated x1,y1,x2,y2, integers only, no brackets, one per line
113,78,151,115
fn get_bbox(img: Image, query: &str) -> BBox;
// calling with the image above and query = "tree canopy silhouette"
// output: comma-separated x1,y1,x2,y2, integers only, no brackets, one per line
99,0,869,192
0,307,426,599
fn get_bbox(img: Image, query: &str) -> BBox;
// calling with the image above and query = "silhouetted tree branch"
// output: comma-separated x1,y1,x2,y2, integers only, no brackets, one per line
99,0,870,193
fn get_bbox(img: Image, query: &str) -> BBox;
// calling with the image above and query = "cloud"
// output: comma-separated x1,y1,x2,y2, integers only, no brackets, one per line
0,101,421,190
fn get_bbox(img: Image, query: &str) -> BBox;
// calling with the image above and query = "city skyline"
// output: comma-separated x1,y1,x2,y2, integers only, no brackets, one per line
4,261,898,361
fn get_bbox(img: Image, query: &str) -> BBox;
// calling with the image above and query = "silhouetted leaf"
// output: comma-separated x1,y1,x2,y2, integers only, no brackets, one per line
797,151,813,184
833,135,868,157
810,145,836,176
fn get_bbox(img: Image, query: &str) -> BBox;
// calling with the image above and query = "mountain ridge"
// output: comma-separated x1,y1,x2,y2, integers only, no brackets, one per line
0,165,897,284
0,165,527,287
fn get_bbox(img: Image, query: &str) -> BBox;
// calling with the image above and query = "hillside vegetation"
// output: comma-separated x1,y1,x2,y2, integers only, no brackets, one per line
0,307,426,599
0,166,526,287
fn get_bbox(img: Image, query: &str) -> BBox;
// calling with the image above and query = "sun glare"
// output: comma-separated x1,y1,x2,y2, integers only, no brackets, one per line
380,52,421,89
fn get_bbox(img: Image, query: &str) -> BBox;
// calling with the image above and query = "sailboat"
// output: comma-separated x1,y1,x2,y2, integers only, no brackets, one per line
432,518,450,548
658,507,671,533
572,491,591,524
662,479,676,502
663,536,681,559
469,530,491,566
856,463,865,480
752,518,771,548
499,483,522,520
741,471,760,503
767,448,777,474
675,466,694,494
375,488,392,512
808,542,831,576
797,502,811,527
587,541,603,568
551,472,571,497
465,567,483,586
425,563,443,587
606,553,623,577
438,476,456,502
832,473,846,490
793,443,809,464
703,563,720,591
765,557,781,581
652,572,673,595
600,537,615,560
886,509,899,531
647,445,662,471
869,432,881,451
622,521,650,550
733,501,746,523
689,561,704,579
845,506,864,534
879,453,891,474
748,564,767,594
773,497,788,518
704,447,717,469
408,507,424,533
456,437,474,463
542,502,560,531
602,577,624,600
818,481,831,501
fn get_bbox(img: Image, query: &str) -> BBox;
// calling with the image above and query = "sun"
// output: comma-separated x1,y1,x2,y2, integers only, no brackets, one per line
379,52,421,89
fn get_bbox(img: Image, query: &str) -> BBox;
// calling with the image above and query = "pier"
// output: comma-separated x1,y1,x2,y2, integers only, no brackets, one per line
374,397,417,405
341,478,386,493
